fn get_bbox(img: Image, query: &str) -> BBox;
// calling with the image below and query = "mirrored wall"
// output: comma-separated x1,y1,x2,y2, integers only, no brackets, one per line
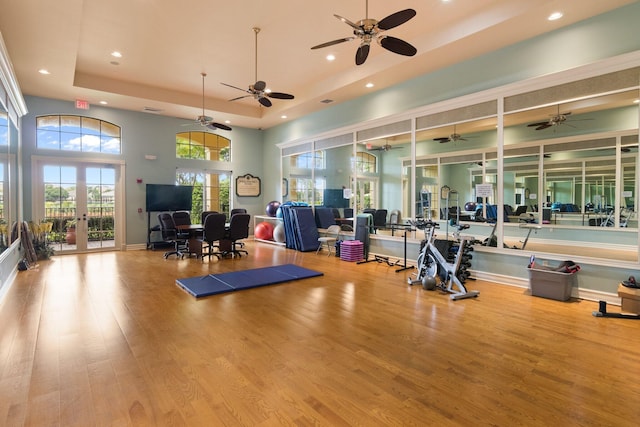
0,90,18,253
280,66,640,262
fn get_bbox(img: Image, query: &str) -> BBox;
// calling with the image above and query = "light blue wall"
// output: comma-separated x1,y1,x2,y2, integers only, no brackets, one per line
22,96,264,245
261,2,640,203
16,3,640,253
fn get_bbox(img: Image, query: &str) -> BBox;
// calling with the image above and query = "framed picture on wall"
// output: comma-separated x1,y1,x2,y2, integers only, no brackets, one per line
236,174,261,197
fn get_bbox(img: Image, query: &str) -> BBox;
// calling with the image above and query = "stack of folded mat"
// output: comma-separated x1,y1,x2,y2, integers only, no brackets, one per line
340,240,363,262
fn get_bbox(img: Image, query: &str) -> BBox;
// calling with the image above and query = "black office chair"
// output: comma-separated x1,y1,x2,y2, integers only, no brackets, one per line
157,213,187,259
229,208,247,248
372,209,388,233
172,210,191,227
230,208,247,217
201,210,219,225
221,213,250,257
199,213,227,261
344,208,354,218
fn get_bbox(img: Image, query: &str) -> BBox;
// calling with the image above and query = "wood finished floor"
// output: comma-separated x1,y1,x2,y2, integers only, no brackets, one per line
1,241,639,426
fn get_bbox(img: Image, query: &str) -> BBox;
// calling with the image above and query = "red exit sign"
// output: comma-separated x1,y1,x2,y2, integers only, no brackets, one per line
75,99,90,110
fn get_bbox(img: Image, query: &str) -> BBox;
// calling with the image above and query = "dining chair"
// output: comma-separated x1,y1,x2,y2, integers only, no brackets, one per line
221,213,250,257
316,224,341,256
199,213,227,261
157,213,187,259
230,208,247,217
172,210,192,234
372,209,388,233
201,210,219,225
389,209,401,225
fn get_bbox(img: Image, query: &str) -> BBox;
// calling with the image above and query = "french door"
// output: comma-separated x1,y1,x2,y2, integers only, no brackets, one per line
33,158,124,253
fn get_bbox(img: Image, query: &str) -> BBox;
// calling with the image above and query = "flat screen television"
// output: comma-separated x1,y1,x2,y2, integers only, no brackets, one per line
145,184,193,212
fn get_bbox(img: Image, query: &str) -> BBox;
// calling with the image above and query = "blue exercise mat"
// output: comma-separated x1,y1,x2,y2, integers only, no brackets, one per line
176,264,323,297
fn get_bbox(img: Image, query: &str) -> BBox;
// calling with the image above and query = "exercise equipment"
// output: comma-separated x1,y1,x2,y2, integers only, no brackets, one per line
266,200,281,217
408,218,479,300
176,264,323,298
592,300,640,319
254,221,275,240
273,223,286,243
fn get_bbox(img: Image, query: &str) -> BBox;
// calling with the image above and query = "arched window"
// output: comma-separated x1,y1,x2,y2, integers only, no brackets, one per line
176,131,230,161
354,151,377,173
36,115,121,153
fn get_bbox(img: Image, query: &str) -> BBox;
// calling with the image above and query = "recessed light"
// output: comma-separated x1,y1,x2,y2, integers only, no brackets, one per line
634,99,640,104
38,69,50,75
99,101,108,105
326,54,335,61
365,82,374,88
225,120,231,124
548,11,563,21
111,51,122,58
281,115,287,119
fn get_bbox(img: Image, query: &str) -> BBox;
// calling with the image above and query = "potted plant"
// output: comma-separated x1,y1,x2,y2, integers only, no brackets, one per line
65,219,77,244
30,221,55,260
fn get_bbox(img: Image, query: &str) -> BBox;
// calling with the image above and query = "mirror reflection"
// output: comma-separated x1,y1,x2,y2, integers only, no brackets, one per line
280,69,639,262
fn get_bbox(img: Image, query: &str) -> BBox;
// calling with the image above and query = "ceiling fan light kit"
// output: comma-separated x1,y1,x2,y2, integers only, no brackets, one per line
311,0,417,65
194,72,231,131
221,27,295,107
433,125,467,143
526,105,593,131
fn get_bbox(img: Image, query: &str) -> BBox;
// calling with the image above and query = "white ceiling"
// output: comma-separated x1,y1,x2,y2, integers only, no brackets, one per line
0,0,636,130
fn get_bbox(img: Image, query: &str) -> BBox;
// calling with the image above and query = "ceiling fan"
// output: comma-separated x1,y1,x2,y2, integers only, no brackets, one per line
191,73,232,131
366,141,402,152
433,126,468,143
221,27,294,108
526,105,592,131
311,0,417,66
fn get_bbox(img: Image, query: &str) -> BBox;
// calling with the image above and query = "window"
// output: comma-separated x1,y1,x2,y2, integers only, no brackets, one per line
176,169,231,221
290,177,325,205
354,151,377,173
36,115,121,153
290,151,324,169
176,131,230,161
0,112,7,147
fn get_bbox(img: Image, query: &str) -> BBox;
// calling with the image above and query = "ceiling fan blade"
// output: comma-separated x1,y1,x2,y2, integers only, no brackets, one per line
267,92,294,100
258,97,272,108
535,124,552,130
378,9,416,30
221,82,249,93
253,80,266,91
379,36,417,57
355,44,370,65
228,95,252,102
434,137,450,143
334,14,361,31
208,122,232,131
527,121,550,127
311,37,355,50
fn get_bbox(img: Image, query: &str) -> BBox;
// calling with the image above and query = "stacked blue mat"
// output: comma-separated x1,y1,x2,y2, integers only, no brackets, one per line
280,205,320,252
176,264,324,298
